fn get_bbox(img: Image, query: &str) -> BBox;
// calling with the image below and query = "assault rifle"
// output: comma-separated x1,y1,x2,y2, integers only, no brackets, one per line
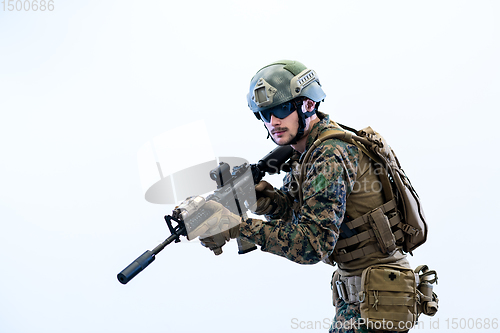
117,145,294,284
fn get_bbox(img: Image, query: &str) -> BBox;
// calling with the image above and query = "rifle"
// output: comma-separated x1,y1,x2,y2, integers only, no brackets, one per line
117,145,294,284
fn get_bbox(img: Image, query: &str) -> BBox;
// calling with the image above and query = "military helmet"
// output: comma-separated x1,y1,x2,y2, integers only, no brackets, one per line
247,60,326,121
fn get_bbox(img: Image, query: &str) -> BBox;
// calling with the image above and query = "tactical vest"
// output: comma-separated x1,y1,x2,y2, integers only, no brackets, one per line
298,123,427,263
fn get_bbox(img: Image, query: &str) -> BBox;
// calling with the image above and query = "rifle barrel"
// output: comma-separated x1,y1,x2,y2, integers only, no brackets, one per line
117,226,185,284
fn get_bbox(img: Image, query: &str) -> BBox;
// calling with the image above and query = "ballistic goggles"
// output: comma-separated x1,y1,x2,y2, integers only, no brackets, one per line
258,101,299,123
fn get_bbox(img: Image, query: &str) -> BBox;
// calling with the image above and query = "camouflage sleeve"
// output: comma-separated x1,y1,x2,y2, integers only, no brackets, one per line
239,140,360,264
262,174,296,222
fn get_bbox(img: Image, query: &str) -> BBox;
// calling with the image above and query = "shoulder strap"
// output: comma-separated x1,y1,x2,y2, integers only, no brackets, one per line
298,124,380,206
317,129,380,163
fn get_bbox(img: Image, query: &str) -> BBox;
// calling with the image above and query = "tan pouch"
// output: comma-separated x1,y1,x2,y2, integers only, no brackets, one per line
369,207,397,254
359,264,418,332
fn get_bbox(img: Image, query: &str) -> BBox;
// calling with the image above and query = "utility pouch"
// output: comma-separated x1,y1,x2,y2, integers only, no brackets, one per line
415,265,439,316
359,264,418,332
369,208,397,254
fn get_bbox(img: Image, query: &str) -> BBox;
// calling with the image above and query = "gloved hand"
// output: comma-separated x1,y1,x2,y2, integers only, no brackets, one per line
198,200,241,255
250,180,277,215
200,225,240,255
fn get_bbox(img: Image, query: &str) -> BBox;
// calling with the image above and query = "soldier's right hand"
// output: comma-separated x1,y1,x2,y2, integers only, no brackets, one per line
250,180,277,215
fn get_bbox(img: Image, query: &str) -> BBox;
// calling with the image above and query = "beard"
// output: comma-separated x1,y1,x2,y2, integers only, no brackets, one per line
269,127,297,146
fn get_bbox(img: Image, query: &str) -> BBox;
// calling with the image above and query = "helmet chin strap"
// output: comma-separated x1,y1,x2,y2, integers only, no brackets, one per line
289,99,319,144
288,110,306,145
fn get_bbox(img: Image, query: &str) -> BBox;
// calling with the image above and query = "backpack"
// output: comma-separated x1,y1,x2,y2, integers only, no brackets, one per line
299,123,427,254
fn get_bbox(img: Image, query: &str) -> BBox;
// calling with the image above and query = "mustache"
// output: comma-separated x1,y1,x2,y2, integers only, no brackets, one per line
271,127,288,134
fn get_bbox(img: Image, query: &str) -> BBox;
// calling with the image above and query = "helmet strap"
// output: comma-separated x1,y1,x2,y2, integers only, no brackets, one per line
288,109,306,144
289,98,312,144
266,126,271,141
289,100,321,144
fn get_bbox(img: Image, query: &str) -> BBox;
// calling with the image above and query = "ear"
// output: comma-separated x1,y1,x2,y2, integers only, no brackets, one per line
302,98,316,113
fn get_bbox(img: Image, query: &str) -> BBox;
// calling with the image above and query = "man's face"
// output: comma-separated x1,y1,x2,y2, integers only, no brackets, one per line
263,110,300,146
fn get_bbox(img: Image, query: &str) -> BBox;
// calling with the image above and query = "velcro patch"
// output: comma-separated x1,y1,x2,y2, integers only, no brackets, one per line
384,269,401,282
311,173,327,193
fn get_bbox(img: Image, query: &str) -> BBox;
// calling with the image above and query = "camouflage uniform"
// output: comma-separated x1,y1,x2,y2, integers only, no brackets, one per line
239,111,409,333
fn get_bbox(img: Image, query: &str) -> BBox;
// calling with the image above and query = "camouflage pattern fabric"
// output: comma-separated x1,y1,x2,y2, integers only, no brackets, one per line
239,112,360,264
330,300,403,333
331,299,366,333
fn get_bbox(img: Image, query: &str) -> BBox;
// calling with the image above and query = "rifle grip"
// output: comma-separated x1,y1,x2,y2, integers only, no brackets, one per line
237,238,257,254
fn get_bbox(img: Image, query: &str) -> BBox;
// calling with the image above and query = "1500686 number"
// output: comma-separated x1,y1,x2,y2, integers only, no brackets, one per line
445,318,498,330
1,0,54,11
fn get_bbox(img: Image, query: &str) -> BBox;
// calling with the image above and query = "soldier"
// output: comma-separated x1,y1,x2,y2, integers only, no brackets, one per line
194,60,413,332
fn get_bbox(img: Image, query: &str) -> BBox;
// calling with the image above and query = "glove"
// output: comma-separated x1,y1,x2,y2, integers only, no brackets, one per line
198,200,241,255
200,225,240,255
250,180,277,215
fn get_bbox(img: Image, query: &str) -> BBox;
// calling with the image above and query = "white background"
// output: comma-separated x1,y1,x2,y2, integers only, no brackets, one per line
1,1,499,332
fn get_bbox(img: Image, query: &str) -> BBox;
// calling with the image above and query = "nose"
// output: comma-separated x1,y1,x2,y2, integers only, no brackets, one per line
269,114,281,125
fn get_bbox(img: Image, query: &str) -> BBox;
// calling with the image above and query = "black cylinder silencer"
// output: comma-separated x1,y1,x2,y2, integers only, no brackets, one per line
117,250,155,284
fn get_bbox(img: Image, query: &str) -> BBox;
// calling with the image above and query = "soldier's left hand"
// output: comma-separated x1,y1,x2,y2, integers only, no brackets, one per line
198,201,241,255
200,225,240,255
